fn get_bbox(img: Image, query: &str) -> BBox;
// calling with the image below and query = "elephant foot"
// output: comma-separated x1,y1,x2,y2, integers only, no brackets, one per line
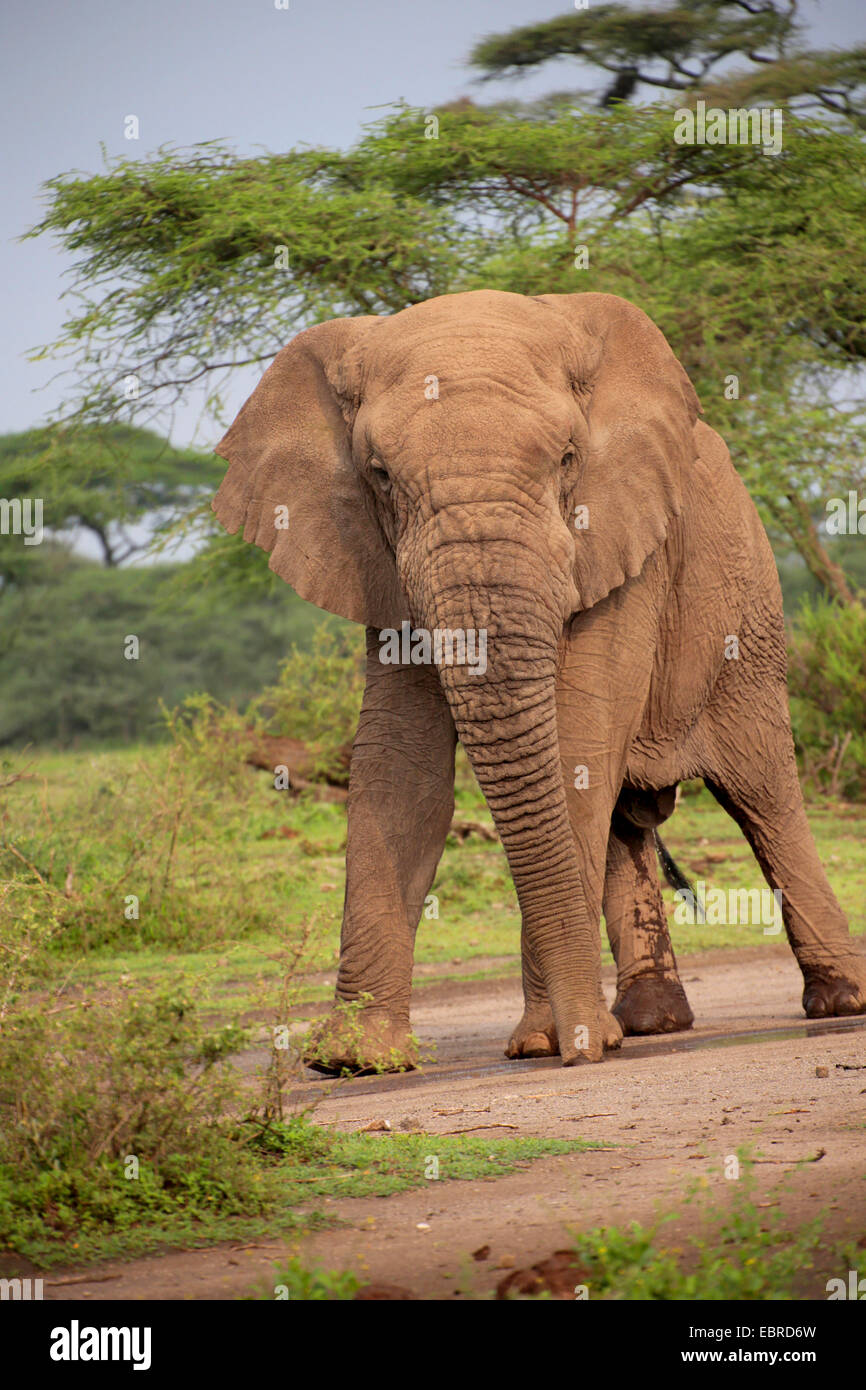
505,1005,558,1059
505,1005,622,1061
303,1009,417,1076
802,956,866,1019
612,973,694,1036
599,1006,624,1051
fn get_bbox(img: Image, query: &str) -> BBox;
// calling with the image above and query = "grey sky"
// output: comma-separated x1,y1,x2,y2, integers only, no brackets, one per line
2,0,864,448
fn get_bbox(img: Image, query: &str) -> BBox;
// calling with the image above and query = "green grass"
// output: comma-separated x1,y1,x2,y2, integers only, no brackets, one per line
0,1119,594,1269
258,1257,361,1301
2,745,864,1035
663,787,866,955
550,1160,857,1302
563,1201,824,1301
3,745,863,994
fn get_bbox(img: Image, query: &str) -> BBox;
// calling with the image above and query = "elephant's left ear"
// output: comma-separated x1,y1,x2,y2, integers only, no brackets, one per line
537,292,701,611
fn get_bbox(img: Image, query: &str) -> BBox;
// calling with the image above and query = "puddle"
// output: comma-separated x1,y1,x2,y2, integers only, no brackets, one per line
622,1014,866,1060
296,1014,866,1100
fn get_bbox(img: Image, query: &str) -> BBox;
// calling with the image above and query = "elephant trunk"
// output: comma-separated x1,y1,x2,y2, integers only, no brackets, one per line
403,538,600,1063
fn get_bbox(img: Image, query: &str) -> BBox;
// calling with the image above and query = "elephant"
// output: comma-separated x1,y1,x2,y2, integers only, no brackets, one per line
211,289,866,1069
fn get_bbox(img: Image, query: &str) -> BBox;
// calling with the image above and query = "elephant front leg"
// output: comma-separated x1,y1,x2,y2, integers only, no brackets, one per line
505,933,623,1057
505,602,667,1061
502,785,624,1061
305,630,456,1074
504,926,560,1058
604,815,694,1035
505,719,627,1057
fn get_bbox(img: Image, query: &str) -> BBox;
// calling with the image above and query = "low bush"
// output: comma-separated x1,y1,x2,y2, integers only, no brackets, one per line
0,981,262,1259
788,597,866,799
249,622,364,784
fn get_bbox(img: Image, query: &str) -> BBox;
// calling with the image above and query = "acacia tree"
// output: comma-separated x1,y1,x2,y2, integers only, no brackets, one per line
26,3,866,598
470,0,866,121
0,425,221,572
467,0,866,601
26,148,464,426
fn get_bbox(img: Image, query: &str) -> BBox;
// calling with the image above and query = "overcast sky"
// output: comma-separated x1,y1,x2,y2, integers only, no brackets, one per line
2,0,864,448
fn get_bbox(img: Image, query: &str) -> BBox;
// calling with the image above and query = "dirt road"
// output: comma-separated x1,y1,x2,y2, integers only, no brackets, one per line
41,946,866,1300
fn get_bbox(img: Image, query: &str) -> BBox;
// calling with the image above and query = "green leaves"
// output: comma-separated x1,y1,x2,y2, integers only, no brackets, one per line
788,597,866,798
469,1,865,123
0,423,223,579
27,143,461,429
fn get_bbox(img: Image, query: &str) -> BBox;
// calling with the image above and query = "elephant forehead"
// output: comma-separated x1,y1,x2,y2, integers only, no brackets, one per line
359,388,573,466
367,298,575,387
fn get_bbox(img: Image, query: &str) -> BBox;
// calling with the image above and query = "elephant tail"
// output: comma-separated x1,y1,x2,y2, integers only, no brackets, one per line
653,830,705,922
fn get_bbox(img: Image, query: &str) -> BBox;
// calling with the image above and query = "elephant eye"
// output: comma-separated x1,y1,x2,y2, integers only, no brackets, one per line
561,449,575,469
369,461,392,495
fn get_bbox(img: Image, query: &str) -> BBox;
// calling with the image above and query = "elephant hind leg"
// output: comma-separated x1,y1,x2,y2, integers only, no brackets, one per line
704,701,866,1018
605,815,694,1035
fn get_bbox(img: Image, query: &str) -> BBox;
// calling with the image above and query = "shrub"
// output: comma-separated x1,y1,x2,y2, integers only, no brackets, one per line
0,981,262,1253
0,895,324,1260
565,1163,824,1301
249,622,364,783
265,1257,360,1301
0,716,268,953
787,597,866,799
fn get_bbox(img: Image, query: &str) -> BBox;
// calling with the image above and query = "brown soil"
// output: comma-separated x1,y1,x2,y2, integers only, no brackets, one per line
37,947,866,1301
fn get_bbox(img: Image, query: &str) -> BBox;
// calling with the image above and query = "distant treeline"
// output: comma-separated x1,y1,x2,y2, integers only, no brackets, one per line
0,553,326,746
0,538,863,750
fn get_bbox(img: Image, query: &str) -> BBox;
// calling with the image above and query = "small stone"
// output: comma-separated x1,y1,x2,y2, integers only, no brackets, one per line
472,1244,491,1262
815,1066,829,1078
416,1222,431,1231
497,1254,516,1269
359,1118,391,1132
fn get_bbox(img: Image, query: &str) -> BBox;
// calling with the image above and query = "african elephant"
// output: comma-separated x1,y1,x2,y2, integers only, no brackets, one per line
212,289,866,1069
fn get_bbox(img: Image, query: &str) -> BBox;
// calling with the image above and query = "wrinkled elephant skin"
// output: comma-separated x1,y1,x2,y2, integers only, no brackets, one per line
211,290,866,1072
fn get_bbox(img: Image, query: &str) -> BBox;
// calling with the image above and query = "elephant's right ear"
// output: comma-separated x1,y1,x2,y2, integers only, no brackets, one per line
212,317,410,629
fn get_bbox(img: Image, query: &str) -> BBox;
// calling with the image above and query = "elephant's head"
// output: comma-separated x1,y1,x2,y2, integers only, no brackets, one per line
212,290,700,1061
